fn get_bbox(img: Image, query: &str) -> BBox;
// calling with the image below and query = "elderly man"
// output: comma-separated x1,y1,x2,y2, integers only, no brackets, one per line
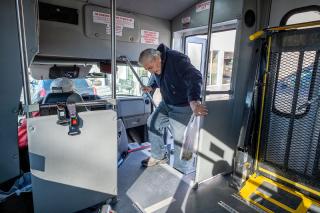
139,43,208,173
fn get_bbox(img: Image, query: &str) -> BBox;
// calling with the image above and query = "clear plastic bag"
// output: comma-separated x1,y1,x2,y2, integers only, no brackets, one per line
180,114,200,161
0,173,32,202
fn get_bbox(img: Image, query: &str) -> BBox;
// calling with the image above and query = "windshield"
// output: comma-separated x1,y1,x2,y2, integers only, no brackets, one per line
30,64,150,103
116,65,150,96
73,79,90,88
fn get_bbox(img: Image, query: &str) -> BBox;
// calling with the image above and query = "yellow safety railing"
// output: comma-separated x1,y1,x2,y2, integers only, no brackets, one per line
249,20,320,41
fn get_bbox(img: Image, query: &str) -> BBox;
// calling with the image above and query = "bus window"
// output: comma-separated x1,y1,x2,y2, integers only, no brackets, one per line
116,64,162,105
186,39,206,72
281,6,320,25
287,11,320,25
29,64,151,103
186,29,237,99
116,65,149,96
208,30,236,92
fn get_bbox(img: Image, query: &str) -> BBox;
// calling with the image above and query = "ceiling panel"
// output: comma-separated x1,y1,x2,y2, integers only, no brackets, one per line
88,0,199,20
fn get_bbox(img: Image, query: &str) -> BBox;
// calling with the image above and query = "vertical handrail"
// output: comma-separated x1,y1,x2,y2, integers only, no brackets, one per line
111,0,116,100
118,56,157,108
254,36,272,171
195,0,215,186
201,0,215,103
16,0,31,117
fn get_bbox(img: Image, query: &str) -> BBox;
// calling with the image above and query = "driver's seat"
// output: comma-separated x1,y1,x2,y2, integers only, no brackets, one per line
42,92,74,104
41,77,88,114
66,93,88,112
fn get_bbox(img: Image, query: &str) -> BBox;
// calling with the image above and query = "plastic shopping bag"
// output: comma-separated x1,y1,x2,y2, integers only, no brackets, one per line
0,172,32,202
180,114,200,161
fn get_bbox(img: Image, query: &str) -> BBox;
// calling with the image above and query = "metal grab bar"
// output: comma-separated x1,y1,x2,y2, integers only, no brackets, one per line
39,100,114,109
111,0,117,101
118,56,157,108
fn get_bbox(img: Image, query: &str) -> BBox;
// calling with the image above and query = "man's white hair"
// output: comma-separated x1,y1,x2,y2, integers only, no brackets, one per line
139,48,161,65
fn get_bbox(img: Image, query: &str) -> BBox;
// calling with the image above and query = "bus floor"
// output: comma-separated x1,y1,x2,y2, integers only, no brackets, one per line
114,150,261,213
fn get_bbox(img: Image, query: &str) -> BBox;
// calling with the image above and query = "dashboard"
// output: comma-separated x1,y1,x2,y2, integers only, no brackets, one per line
117,95,152,129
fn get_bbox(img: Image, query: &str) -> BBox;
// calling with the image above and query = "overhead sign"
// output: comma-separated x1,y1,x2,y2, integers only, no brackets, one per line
141,30,159,45
92,11,134,36
93,11,134,28
93,11,109,24
106,23,123,36
196,1,210,13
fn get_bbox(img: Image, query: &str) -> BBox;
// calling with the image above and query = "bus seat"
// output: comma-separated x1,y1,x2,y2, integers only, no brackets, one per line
41,92,88,114
42,92,74,104
42,77,75,104
66,93,88,112
117,119,128,160
41,77,88,114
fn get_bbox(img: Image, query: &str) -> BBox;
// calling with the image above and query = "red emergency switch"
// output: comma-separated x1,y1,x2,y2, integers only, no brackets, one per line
71,118,77,125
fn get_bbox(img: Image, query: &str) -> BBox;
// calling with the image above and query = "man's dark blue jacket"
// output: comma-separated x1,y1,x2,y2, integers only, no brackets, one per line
148,44,203,106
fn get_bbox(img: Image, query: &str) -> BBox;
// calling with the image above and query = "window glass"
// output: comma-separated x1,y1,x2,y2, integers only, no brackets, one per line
274,52,300,114
274,51,316,116
29,64,148,103
185,29,237,96
116,65,149,96
208,30,236,92
187,42,203,70
286,11,320,25
86,64,111,98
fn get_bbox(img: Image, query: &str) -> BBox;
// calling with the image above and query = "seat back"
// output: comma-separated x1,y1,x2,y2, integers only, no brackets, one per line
66,93,88,112
41,92,87,116
42,92,74,104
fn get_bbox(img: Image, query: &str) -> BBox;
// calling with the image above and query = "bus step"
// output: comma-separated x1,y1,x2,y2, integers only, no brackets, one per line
239,175,320,213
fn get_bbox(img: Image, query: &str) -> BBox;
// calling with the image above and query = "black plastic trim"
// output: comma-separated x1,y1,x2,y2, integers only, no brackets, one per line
39,2,78,25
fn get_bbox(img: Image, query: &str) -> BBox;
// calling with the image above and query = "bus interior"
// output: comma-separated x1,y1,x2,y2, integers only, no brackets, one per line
1,0,320,212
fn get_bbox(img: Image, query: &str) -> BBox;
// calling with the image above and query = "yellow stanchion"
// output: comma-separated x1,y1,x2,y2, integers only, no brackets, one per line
249,20,320,41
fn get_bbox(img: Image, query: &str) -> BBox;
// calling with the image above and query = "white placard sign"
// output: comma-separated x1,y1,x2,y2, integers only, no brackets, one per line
141,30,159,45
116,16,135,28
93,11,134,28
106,23,123,36
93,11,109,24
196,1,210,13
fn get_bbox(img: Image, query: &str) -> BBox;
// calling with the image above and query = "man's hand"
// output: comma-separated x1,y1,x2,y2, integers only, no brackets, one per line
141,86,153,93
190,101,208,116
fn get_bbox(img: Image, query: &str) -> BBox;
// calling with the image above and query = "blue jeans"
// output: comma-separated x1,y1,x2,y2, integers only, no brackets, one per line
147,101,193,173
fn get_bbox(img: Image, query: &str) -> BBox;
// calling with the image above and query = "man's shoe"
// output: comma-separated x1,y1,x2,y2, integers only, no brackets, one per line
141,157,168,167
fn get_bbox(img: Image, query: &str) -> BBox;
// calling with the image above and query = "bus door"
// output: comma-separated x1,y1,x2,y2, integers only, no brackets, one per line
185,36,207,76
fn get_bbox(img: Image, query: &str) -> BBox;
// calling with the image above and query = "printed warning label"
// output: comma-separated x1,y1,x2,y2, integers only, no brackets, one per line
141,30,159,45
116,16,135,28
106,23,123,36
93,11,109,24
196,1,210,13
93,11,134,28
